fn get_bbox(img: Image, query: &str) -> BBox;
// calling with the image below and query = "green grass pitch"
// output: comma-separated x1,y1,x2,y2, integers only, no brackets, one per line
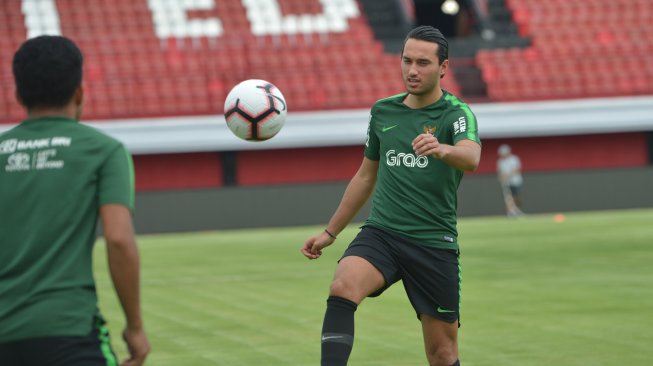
93,208,653,365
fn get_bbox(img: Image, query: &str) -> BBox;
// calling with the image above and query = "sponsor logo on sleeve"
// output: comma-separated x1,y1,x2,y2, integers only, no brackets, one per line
453,116,467,135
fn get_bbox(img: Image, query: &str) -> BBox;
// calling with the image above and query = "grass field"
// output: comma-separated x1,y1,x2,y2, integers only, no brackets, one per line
93,208,653,365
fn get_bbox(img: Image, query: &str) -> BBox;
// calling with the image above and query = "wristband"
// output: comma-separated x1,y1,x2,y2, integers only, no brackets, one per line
324,229,337,239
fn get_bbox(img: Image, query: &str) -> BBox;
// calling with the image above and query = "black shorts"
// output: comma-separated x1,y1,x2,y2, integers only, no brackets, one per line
509,184,521,197
342,226,461,323
0,316,118,366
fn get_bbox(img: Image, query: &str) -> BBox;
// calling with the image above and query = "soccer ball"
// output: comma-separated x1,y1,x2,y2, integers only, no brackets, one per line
223,79,287,141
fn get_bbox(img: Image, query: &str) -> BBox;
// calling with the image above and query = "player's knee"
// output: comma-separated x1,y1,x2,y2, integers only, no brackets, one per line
328,278,360,302
425,343,457,366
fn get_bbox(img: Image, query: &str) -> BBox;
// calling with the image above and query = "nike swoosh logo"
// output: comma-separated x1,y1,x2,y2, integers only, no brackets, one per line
436,307,456,313
321,336,343,341
382,125,398,132
321,333,354,345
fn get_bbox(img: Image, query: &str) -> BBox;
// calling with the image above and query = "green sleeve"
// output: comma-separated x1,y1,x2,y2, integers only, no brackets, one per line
363,109,380,161
98,144,135,210
448,107,480,145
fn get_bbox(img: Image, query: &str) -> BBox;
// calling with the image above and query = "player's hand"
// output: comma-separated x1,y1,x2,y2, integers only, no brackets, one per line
120,327,150,366
412,133,449,159
300,231,335,260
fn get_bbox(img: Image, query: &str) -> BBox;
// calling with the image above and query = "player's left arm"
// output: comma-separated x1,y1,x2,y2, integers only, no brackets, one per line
413,107,481,171
99,144,150,365
413,137,481,171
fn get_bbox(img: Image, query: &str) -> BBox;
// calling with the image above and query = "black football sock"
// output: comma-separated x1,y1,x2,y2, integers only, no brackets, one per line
321,296,358,366
451,360,460,366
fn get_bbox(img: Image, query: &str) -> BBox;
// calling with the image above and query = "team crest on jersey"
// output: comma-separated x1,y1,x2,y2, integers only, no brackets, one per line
423,125,436,134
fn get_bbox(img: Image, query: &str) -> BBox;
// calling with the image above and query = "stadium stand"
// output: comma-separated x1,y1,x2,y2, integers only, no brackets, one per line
0,0,459,123
4,0,650,120
477,0,653,101
1,1,651,182
5,0,650,117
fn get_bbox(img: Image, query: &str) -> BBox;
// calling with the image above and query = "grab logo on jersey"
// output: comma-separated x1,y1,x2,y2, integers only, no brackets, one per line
0,139,18,154
386,150,428,168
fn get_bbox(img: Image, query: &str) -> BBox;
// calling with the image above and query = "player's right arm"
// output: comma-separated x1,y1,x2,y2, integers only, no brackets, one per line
101,204,150,366
301,157,378,259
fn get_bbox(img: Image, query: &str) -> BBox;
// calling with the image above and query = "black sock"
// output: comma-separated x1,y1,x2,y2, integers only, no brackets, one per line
321,296,358,366
451,360,460,366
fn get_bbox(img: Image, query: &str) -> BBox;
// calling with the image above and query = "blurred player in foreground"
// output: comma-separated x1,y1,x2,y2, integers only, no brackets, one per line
0,36,149,366
497,144,524,216
301,26,481,366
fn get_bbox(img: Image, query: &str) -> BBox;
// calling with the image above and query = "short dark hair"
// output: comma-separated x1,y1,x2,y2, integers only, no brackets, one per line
12,35,83,110
403,25,449,64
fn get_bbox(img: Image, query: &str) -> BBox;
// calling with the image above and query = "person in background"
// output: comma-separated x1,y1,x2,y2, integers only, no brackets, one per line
497,144,524,216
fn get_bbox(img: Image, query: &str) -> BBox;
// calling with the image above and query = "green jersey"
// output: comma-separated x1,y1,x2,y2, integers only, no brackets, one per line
364,91,480,249
0,116,134,342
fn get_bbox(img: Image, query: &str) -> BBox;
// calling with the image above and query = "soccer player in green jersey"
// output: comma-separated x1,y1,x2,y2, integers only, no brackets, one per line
301,26,481,366
0,36,150,365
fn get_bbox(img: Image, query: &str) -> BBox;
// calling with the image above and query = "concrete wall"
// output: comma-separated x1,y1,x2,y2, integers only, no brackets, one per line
133,166,653,234
458,166,653,215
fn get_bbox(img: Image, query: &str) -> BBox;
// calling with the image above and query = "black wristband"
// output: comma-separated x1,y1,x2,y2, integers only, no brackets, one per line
324,229,337,239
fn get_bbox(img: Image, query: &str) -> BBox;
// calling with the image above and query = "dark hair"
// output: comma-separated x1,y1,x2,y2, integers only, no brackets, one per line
12,35,83,110
403,25,449,64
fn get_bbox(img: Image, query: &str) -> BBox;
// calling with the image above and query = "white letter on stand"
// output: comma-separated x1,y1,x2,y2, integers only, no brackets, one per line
148,0,223,38
21,0,62,38
243,0,360,36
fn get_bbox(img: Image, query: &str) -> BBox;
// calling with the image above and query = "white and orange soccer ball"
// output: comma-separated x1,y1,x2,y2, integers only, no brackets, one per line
223,79,287,141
